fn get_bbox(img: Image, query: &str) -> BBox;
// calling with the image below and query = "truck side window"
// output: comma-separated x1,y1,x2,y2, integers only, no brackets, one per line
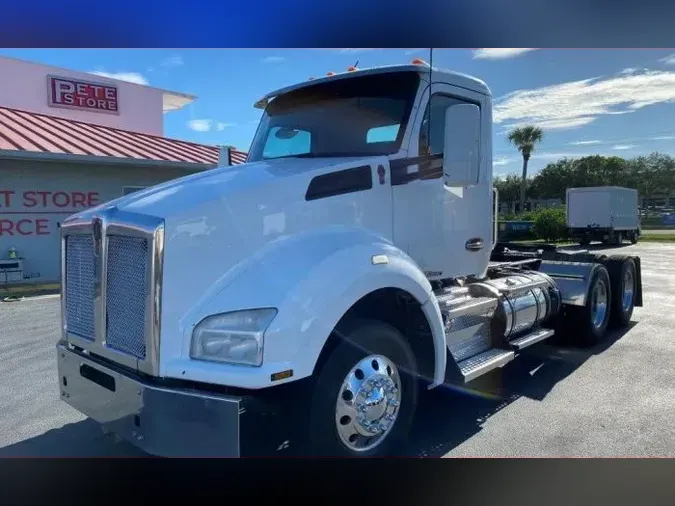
418,95,468,156
367,124,401,144
262,126,311,158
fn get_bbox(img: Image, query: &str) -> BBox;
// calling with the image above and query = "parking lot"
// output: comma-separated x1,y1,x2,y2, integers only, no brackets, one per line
1,242,673,457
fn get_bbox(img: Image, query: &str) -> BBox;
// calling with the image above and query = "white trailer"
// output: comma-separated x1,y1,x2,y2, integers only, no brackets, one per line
56,61,644,457
567,186,640,246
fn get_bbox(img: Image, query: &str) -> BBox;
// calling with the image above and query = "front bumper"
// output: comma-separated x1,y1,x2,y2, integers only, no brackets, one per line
57,343,305,457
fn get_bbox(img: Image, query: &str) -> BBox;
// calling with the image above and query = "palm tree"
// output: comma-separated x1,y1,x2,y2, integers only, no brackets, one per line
507,125,544,213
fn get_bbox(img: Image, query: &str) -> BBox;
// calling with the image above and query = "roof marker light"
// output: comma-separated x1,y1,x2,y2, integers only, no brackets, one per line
347,66,357,72
411,58,428,65
326,71,336,76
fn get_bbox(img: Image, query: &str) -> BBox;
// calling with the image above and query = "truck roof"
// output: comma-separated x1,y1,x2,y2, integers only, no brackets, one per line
254,63,491,108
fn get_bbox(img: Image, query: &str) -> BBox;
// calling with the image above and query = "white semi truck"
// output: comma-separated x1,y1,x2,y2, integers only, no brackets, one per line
56,62,643,457
567,186,640,246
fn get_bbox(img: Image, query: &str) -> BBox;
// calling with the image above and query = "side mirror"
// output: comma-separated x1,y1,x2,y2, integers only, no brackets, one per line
442,103,481,186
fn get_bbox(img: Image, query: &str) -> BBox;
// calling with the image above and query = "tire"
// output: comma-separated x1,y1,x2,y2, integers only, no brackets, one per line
614,232,623,247
607,257,637,328
630,231,638,244
579,238,590,246
566,265,612,346
308,319,418,457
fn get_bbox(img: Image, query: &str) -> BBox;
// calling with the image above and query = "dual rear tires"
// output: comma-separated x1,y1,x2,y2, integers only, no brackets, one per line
566,257,637,346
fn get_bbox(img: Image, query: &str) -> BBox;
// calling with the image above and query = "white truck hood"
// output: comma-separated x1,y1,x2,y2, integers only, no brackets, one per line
77,155,393,371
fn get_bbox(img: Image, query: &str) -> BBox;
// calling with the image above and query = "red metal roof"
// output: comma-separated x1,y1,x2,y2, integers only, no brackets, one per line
0,106,248,167
229,148,248,164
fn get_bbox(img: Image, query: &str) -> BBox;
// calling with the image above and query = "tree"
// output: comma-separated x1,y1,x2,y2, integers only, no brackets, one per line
493,174,524,210
507,125,544,213
528,153,675,202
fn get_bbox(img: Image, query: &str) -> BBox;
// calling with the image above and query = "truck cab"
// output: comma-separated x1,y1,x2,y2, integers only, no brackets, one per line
56,62,642,457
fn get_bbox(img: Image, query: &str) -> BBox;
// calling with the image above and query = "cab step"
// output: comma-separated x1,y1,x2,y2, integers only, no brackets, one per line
457,348,515,382
509,328,555,350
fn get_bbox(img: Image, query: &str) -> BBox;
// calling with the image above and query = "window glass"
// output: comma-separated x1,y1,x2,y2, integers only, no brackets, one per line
248,72,420,161
419,95,473,156
262,127,311,158
367,124,401,144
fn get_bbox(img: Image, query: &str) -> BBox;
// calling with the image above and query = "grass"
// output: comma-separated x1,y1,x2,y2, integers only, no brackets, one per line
510,235,675,244
640,234,675,242
0,283,60,299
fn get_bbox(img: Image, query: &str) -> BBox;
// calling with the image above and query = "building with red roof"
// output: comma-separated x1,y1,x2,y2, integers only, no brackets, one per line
0,55,247,286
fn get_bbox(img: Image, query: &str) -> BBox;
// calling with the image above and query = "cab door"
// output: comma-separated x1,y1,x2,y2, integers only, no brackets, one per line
392,83,492,280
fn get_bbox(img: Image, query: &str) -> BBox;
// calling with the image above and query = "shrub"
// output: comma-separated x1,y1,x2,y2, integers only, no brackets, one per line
532,208,567,241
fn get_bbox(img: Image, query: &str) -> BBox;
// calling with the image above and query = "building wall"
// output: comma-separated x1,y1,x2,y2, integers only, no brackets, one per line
0,56,164,135
0,159,198,284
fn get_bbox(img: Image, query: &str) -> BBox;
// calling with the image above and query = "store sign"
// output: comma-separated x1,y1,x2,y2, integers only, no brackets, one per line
47,75,119,114
0,189,101,236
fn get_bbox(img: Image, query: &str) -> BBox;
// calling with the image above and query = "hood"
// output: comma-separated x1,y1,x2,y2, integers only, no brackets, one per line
63,154,396,371
107,157,368,218
93,155,393,367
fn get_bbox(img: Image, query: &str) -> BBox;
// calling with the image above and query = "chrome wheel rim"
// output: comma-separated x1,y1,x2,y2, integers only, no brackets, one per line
622,268,634,313
591,279,608,329
335,355,402,453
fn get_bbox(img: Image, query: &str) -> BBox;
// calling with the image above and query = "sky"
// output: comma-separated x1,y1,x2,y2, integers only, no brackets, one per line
3,48,675,176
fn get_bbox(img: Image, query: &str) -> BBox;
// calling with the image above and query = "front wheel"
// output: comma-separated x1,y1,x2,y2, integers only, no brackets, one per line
309,319,418,457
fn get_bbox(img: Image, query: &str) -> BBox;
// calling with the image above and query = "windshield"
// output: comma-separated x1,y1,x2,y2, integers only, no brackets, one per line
247,71,421,162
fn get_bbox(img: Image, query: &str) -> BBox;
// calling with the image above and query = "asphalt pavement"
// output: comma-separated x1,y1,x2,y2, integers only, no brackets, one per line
0,242,673,457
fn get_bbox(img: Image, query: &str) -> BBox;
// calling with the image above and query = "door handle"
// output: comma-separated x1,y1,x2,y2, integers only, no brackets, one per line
465,238,484,251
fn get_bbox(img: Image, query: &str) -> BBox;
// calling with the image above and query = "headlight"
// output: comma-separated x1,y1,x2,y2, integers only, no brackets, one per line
190,308,277,367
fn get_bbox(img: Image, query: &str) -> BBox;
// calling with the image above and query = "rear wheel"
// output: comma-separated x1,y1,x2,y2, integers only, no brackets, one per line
608,257,637,328
567,265,612,346
614,232,623,246
630,231,638,244
309,319,418,457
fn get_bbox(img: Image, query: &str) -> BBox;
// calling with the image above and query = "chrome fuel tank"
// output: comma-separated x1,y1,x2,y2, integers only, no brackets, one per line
478,272,561,340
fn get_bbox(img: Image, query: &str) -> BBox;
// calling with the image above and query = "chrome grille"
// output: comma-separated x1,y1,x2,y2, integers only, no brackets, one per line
65,234,96,340
105,235,149,359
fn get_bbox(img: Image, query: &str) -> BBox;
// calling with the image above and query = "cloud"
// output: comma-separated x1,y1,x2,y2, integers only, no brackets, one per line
472,48,537,60
493,156,514,166
160,55,184,67
262,56,285,64
494,69,675,131
659,53,675,65
617,67,650,77
187,119,213,132
612,144,637,150
652,135,675,140
89,71,148,85
337,48,375,54
188,120,237,132
569,140,603,145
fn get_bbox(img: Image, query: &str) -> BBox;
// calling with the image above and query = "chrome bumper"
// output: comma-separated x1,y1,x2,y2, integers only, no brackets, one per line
56,343,241,457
